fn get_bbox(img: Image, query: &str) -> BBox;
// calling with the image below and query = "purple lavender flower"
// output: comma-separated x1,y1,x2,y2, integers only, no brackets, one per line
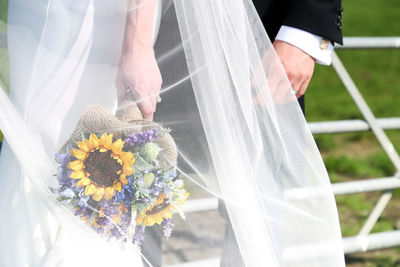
124,128,159,147
162,219,174,239
132,225,146,246
55,145,74,187
75,206,91,221
100,201,120,218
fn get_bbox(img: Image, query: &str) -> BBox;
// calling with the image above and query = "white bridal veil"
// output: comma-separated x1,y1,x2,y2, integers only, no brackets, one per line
0,0,345,266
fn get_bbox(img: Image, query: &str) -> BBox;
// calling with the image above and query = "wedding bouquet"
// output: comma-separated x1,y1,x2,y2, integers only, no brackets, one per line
53,105,188,246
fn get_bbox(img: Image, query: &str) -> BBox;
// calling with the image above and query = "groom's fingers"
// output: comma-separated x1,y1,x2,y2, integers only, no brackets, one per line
273,40,316,97
288,75,302,95
297,78,311,98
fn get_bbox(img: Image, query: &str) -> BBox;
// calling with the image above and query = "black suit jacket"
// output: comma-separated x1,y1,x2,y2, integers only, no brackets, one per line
252,0,343,44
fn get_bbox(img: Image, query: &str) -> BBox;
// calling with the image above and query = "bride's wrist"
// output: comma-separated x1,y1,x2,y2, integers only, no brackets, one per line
121,38,154,57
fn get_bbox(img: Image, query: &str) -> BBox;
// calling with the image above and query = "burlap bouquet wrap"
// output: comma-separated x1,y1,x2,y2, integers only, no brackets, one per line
61,103,177,168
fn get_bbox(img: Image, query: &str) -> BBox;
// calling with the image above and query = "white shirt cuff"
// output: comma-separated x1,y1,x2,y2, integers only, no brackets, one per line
275,25,334,65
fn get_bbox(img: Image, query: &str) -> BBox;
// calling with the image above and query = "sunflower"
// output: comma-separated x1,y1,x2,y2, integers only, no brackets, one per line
67,133,135,201
136,194,175,226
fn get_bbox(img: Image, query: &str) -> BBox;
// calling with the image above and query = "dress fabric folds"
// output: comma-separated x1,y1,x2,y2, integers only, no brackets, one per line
0,0,345,266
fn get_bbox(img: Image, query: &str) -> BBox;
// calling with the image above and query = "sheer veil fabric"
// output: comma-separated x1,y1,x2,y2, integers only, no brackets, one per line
0,0,345,266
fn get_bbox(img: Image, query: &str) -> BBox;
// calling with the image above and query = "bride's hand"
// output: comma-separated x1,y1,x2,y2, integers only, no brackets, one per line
116,0,161,121
116,43,162,121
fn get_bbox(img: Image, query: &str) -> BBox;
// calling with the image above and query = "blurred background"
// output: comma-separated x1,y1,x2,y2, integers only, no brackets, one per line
0,0,399,266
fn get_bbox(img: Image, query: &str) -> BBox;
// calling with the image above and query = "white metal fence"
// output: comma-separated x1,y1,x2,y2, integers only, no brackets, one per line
1,32,400,265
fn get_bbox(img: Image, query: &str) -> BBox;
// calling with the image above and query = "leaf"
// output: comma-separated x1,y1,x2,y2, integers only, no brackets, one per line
133,156,154,173
144,172,155,188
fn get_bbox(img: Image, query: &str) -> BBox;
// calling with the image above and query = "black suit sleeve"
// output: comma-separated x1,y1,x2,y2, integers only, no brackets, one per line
282,0,343,44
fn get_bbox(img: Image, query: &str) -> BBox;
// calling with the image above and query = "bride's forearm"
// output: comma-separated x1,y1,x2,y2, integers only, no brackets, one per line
117,0,161,120
123,0,158,53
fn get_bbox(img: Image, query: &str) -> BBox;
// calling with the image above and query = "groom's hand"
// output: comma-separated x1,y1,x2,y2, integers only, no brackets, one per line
273,40,315,98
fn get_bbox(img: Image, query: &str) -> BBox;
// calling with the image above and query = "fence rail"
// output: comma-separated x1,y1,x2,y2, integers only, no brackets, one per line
309,118,400,134
336,37,400,49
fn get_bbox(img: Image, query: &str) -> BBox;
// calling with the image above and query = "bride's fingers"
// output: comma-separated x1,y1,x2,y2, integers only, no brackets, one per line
138,96,156,121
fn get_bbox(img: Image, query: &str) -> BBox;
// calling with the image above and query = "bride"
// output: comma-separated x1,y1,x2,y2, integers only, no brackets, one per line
0,0,345,266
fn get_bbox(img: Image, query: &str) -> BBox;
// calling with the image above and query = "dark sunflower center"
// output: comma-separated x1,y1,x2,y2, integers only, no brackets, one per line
146,199,170,215
84,149,122,187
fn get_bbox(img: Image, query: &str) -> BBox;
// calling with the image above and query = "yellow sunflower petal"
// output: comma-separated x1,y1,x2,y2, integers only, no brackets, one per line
77,141,91,153
120,152,135,165
111,139,124,155
120,174,128,185
84,139,95,151
104,187,115,200
70,170,85,179
114,181,122,192
145,216,155,227
70,149,88,160
155,214,164,225
112,214,122,223
163,208,173,219
100,133,113,149
99,208,105,217
67,160,84,171
89,134,100,147
122,165,133,176
85,184,97,195
76,177,91,187
92,187,105,201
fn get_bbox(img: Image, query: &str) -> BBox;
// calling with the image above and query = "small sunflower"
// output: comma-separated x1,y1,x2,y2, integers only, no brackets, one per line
67,133,135,201
136,194,174,226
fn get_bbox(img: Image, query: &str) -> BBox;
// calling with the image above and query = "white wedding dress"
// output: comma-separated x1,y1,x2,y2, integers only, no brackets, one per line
0,1,161,266
0,0,345,266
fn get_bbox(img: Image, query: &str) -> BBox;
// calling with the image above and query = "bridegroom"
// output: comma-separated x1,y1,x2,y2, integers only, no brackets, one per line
220,0,343,266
